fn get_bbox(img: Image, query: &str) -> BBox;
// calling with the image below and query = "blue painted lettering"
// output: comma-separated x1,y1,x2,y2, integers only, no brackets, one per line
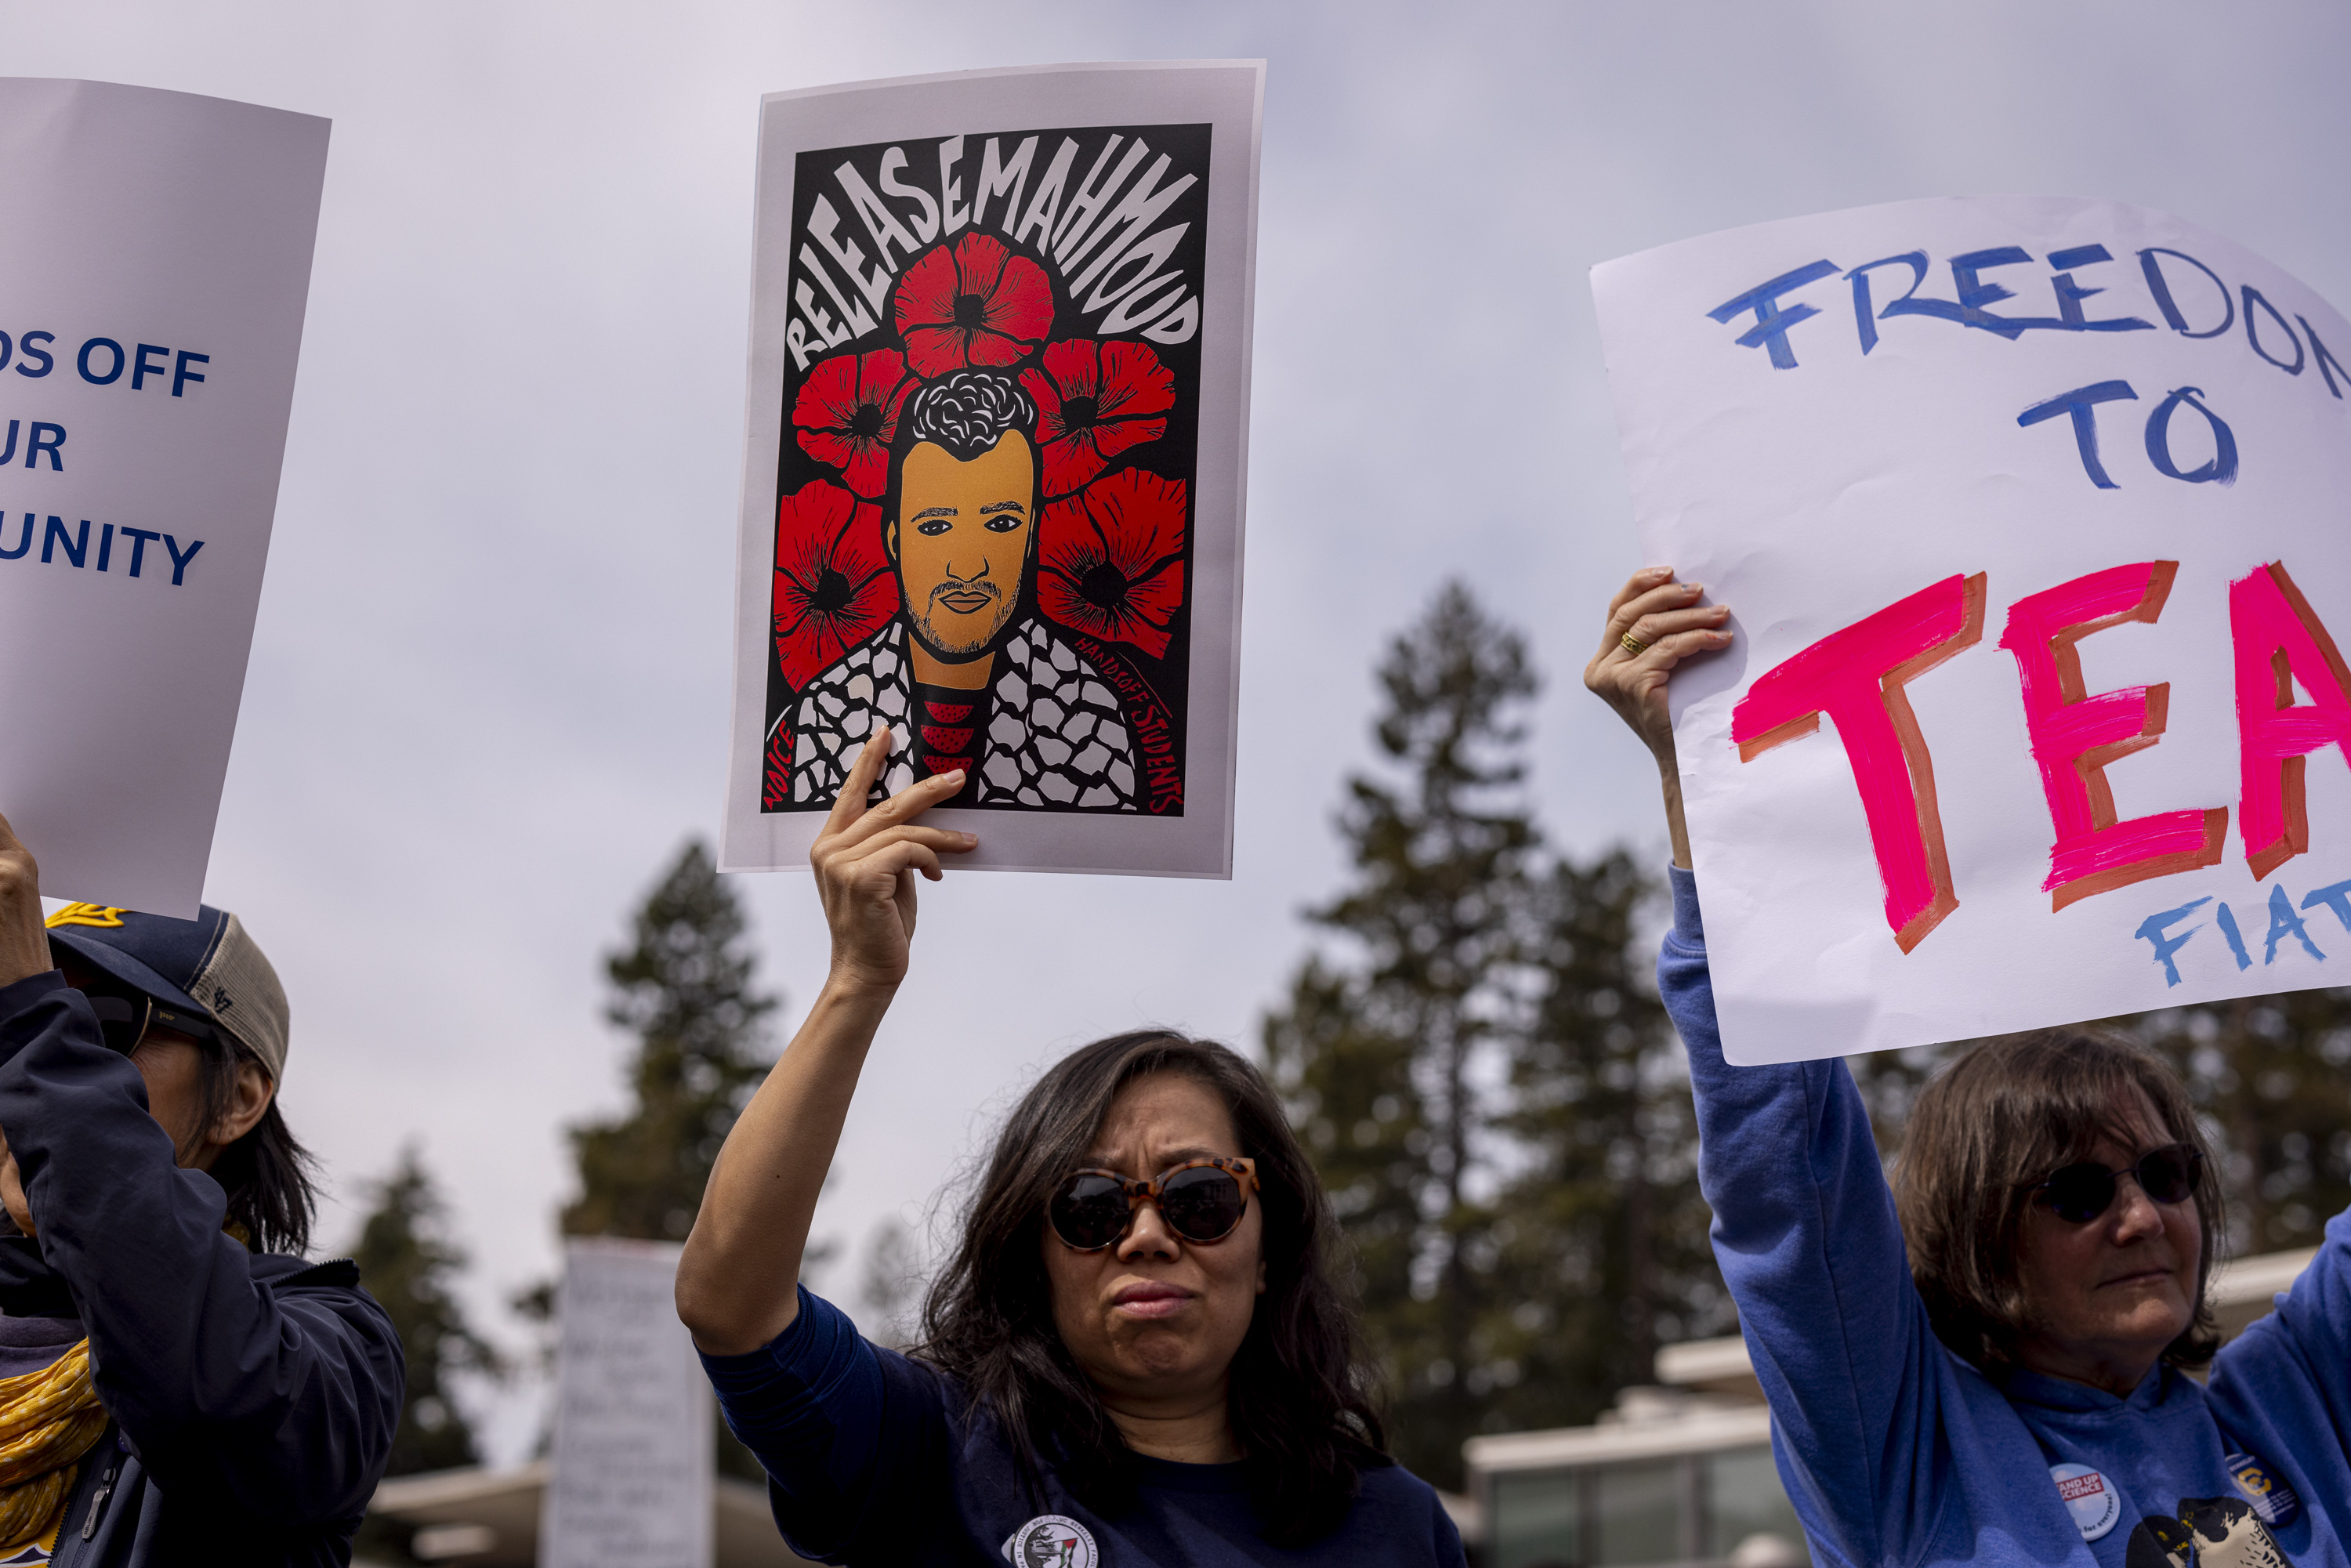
2302,317,2349,400
2043,244,2154,333
2019,380,2138,489
2135,897,2210,986
2139,248,2234,339
1708,259,1839,369
2264,882,2325,963
2144,386,2237,485
2215,902,2254,970
1843,253,1926,355
2241,288,2306,375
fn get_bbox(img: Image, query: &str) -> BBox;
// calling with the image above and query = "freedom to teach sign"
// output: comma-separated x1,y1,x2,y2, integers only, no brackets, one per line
1595,196,2351,1065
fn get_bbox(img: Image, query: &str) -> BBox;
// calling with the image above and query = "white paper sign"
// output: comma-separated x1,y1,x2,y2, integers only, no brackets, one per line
540,1238,712,1568
720,63,1262,879
0,80,328,916
1593,197,2351,1063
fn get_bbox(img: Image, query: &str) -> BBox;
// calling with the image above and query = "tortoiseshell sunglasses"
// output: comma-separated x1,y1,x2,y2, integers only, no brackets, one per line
1046,1157,1259,1251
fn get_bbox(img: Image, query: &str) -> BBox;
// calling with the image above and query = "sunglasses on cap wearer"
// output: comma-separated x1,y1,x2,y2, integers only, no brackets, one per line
2024,1143,2203,1225
1047,1157,1259,1252
70,976,220,1057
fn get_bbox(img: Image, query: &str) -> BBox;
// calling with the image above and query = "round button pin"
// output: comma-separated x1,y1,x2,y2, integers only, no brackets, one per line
2052,1462,2121,1542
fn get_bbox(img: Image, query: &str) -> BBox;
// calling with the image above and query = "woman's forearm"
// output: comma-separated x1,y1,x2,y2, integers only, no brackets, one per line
676,976,896,1354
1661,756,1692,871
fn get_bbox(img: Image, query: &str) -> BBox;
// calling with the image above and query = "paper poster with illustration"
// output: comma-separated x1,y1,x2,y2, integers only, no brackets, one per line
1594,196,2351,1064
0,81,328,916
721,63,1262,878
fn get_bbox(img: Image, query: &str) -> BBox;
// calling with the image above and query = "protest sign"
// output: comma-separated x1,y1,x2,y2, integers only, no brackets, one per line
1592,197,2351,1064
720,62,1263,878
0,80,327,917
540,1238,713,1568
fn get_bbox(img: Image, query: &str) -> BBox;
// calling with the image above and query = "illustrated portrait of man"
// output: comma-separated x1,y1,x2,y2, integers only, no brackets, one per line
784,369,1146,810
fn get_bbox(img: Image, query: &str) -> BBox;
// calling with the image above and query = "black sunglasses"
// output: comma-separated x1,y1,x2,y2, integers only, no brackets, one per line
1047,1157,1259,1252
70,979,217,1056
2026,1143,2202,1224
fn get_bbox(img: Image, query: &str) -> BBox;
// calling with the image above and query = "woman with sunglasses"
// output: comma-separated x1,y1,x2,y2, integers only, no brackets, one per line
675,730,1465,1565
1588,568,2351,1568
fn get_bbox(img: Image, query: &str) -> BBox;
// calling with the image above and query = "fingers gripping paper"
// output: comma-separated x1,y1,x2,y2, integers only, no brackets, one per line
0,81,328,917
719,63,1262,880
1592,197,2351,1064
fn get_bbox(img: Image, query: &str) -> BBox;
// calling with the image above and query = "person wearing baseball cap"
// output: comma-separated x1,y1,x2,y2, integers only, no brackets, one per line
0,817,401,1564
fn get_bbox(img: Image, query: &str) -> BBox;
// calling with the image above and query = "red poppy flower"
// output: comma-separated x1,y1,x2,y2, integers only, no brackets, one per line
773,481,894,690
1018,339,1176,498
792,348,911,498
893,232,1053,377
1038,468,1187,660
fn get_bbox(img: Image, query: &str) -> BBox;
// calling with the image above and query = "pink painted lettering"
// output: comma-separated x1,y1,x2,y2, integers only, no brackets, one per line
1998,560,2226,909
1731,574,1986,952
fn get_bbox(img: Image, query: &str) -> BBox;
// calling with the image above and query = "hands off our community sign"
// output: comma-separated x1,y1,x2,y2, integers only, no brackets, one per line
1595,197,2351,1064
722,63,1262,878
0,81,326,916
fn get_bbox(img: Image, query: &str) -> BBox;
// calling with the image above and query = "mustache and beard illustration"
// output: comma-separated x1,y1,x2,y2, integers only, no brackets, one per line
909,571,1008,657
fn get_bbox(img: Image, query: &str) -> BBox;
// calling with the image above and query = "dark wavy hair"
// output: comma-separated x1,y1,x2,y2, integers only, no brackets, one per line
915,1031,1389,1544
1893,1027,2222,1374
900,369,1036,462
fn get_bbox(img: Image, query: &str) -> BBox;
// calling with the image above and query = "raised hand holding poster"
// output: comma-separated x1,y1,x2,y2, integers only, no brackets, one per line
0,80,328,917
721,62,1262,878
1593,196,2351,1064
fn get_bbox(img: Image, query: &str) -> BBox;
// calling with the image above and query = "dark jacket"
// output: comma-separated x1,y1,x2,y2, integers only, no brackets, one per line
0,969,404,1565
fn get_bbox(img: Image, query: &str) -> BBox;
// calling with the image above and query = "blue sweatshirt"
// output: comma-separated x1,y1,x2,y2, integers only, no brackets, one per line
0,969,404,1567
1660,865,2351,1568
701,1287,1465,1566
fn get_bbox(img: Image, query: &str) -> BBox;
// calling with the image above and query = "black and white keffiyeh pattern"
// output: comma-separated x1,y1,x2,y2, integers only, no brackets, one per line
781,618,1143,810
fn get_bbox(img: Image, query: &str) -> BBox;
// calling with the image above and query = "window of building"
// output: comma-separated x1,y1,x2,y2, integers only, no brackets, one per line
1704,1447,1807,1563
1593,1460,1683,1565
1491,1467,1579,1568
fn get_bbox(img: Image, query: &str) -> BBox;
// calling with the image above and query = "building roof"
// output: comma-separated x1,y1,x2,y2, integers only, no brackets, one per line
366,1461,797,1567
1467,1244,2324,1476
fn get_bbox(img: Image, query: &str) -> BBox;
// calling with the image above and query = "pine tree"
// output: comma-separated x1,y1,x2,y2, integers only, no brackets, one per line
2136,990,2351,1253
350,1146,503,1476
1488,850,1729,1432
1264,581,1539,1488
1263,958,1425,1356
859,1217,923,1350
563,839,778,1241
1850,991,2351,1257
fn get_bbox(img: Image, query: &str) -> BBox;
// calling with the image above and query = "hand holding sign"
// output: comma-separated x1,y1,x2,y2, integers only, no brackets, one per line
1593,197,2351,1063
809,726,977,994
1583,567,1733,870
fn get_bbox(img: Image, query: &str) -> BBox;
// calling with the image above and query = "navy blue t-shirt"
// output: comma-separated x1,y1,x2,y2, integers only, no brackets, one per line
699,1287,1466,1566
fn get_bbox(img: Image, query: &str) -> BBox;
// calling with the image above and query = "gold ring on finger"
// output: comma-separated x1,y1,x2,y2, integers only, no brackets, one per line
1621,632,1651,656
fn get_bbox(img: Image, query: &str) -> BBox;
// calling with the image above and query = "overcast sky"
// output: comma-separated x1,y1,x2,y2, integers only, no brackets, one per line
8,0,2348,1462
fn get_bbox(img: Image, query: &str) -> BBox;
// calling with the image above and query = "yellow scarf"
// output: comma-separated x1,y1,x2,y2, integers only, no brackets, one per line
0,1341,107,1549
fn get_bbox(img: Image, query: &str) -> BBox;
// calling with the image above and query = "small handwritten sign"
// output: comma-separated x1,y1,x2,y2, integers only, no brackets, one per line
539,1239,712,1568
